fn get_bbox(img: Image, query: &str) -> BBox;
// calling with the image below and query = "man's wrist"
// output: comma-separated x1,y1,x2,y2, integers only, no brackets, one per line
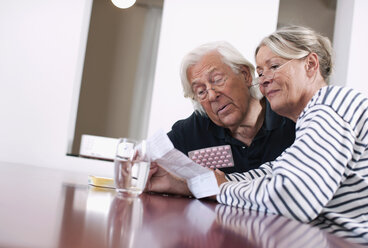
168,176,192,196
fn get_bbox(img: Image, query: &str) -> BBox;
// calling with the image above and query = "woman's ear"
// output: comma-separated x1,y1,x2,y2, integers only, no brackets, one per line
305,53,320,77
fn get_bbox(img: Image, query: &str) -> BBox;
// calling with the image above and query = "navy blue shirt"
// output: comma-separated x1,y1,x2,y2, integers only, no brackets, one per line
167,101,295,173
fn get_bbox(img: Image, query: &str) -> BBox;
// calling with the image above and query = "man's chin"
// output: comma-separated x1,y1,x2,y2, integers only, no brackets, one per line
218,116,239,129
209,112,240,128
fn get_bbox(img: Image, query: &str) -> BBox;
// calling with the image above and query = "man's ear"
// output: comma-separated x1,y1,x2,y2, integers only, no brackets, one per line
305,53,319,77
239,65,252,86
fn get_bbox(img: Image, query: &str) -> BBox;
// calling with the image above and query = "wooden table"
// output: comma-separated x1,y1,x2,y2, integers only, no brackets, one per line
0,162,360,248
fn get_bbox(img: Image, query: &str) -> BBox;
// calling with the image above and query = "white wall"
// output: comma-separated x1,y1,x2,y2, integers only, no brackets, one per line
342,0,368,96
331,0,355,87
0,0,113,176
147,0,280,136
332,0,368,97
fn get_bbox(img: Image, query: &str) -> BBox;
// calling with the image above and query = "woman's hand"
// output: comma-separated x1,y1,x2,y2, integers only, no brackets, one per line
214,169,228,186
204,169,228,200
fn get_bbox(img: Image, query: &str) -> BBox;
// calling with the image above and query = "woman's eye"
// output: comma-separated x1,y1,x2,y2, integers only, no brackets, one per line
270,64,280,70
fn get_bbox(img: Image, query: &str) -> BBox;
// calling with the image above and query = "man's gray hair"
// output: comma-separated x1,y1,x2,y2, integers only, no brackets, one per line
180,41,263,115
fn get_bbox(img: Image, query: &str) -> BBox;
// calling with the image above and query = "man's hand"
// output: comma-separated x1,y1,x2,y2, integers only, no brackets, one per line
145,162,192,196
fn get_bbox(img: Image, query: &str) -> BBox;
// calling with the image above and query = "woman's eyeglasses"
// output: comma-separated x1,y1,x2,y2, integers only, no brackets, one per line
251,59,294,88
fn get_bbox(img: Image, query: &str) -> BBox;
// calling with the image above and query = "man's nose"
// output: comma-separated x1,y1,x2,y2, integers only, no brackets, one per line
207,88,219,101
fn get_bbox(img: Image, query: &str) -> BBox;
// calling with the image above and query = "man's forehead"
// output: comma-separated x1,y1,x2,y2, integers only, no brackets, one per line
189,66,220,85
188,52,228,82
190,57,225,75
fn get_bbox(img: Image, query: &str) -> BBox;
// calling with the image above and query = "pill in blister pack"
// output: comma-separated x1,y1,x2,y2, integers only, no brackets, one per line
188,145,234,169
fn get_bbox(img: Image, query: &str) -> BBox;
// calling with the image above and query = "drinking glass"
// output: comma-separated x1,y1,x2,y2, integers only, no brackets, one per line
114,138,150,196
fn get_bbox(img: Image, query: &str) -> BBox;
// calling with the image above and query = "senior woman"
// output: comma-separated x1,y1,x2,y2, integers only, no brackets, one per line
216,26,368,244
220,26,368,244
147,26,368,245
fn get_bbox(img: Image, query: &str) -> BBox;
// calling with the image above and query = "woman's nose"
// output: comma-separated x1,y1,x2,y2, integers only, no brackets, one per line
261,80,270,87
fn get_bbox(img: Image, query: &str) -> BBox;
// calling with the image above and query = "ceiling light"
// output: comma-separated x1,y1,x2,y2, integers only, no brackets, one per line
111,0,136,9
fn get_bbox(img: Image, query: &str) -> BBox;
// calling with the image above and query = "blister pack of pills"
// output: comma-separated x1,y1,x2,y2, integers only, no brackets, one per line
188,145,234,169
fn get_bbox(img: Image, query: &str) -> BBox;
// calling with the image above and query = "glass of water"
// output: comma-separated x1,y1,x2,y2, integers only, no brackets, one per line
114,138,150,196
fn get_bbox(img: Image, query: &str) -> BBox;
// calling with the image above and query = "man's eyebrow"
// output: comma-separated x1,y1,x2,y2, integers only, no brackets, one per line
190,79,202,87
191,81,199,88
207,67,217,76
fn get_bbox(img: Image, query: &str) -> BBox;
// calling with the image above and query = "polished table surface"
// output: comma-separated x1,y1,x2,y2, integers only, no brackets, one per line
0,162,362,248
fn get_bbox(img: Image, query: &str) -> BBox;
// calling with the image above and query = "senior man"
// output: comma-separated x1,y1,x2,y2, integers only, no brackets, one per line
166,41,295,173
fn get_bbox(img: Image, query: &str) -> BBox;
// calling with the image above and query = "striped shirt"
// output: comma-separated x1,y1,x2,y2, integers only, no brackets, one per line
217,85,368,245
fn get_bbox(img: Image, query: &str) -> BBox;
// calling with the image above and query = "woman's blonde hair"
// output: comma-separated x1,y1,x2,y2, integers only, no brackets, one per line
255,25,333,82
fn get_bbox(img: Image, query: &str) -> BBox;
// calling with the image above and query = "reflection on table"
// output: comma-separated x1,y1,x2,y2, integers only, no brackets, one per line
59,187,362,248
0,162,363,248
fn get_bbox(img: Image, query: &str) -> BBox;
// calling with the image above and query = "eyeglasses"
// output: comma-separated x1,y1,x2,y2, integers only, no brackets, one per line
252,59,294,87
192,77,227,101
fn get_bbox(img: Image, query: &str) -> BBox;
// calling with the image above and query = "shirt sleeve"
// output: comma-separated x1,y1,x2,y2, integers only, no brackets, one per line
225,162,273,182
217,105,355,222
